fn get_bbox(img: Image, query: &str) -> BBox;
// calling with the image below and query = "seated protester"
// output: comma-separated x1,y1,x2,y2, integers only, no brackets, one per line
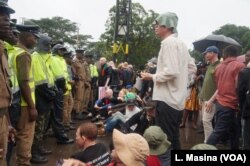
91,88,121,122
125,99,156,135
105,99,141,133
108,129,149,166
61,129,150,166
65,122,111,166
143,126,171,166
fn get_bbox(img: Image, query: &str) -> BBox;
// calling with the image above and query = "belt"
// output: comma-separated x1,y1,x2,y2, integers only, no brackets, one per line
0,108,8,117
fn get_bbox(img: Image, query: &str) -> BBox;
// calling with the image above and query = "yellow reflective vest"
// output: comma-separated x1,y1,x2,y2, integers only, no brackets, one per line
4,42,19,94
32,52,55,87
13,47,35,106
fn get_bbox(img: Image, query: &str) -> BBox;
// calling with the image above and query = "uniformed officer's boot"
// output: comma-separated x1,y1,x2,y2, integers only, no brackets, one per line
31,145,48,163
31,154,48,164
38,145,52,155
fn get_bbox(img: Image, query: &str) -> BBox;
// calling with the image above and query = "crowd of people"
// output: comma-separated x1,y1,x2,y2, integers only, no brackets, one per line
1,1,250,166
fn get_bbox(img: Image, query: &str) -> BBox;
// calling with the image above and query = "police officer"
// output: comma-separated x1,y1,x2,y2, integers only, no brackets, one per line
81,51,92,113
62,51,75,130
14,21,39,166
0,1,15,165
49,44,74,144
31,34,54,163
72,49,87,120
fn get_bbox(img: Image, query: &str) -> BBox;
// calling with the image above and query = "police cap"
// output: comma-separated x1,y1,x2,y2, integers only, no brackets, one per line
52,44,67,54
16,20,40,38
75,48,85,54
84,51,93,58
63,51,73,59
0,0,15,14
10,19,20,34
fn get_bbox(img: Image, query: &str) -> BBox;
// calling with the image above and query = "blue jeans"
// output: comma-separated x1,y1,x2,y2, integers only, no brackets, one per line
206,102,240,149
105,112,126,132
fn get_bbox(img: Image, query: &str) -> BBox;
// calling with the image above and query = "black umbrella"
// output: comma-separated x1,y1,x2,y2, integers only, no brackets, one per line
193,34,241,54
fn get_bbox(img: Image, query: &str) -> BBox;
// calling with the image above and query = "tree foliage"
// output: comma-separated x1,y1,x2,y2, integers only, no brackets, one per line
213,24,250,53
100,3,161,66
30,17,92,48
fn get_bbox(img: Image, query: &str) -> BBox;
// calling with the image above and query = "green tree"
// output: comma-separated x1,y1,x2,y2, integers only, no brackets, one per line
213,24,250,53
30,17,92,47
99,3,160,66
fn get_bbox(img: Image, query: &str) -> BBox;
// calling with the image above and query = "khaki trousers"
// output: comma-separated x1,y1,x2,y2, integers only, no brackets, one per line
16,106,35,166
0,114,8,166
201,101,216,143
73,81,84,113
63,92,73,126
81,82,91,111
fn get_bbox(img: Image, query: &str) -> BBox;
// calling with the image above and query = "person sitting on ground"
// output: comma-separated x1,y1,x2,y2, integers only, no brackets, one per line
125,99,156,135
60,122,111,166
108,129,150,166
61,129,150,166
105,98,141,133
91,88,121,122
143,126,172,166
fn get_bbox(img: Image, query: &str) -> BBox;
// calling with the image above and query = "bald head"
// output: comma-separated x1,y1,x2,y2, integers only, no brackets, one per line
105,88,113,98
99,57,107,65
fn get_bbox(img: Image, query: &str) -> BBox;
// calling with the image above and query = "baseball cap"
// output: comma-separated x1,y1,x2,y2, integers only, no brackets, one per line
143,126,171,155
202,46,219,55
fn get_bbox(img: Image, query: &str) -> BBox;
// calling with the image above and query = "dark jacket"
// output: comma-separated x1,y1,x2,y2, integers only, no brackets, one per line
237,67,250,119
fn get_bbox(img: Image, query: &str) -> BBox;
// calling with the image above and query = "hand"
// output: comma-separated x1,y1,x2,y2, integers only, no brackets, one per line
107,105,112,110
205,101,213,113
140,72,153,80
8,126,16,142
95,106,101,111
28,107,38,122
62,159,86,166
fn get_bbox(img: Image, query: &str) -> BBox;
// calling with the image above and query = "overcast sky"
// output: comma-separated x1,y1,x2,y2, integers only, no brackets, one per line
9,0,250,49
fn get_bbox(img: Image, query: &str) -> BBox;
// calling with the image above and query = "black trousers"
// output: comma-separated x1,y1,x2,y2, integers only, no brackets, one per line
155,101,183,150
243,118,250,149
206,102,240,149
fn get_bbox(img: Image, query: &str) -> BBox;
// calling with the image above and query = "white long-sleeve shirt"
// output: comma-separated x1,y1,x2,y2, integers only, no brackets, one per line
152,34,197,110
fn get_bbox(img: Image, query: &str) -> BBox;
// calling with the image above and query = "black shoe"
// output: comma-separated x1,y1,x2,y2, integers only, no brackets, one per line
91,117,99,122
31,154,48,163
39,146,52,155
70,121,77,124
69,125,76,130
64,126,70,132
57,138,74,144
73,113,87,120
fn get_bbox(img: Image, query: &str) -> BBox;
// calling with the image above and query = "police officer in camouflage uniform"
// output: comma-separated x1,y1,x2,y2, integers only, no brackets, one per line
31,34,54,163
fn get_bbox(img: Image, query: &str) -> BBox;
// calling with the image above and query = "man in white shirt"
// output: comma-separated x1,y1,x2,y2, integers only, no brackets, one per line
141,12,196,149
104,99,141,133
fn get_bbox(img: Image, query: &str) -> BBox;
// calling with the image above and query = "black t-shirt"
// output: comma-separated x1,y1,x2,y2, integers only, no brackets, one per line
71,143,111,166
